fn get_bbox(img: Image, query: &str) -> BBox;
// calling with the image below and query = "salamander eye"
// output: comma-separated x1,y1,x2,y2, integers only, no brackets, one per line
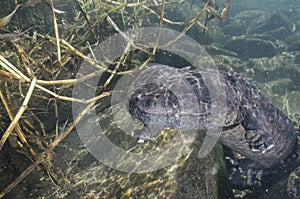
134,94,145,101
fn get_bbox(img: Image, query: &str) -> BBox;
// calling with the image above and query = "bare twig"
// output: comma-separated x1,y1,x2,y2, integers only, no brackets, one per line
218,0,231,21
103,42,131,89
0,5,20,28
48,0,61,63
106,15,150,54
0,55,109,103
136,0,167,70
152,0,165,56
161,2,209,48
0,90,37,156
75,0,98,41
0,100,96,198
0,27,34,40
0,77,37,150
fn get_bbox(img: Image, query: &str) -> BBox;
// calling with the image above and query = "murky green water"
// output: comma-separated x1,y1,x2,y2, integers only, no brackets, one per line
0,0,299,198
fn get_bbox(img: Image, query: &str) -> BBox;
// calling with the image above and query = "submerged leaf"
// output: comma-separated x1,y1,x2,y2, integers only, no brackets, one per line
22,0,66,14
0,27,34,40
0,5,20,28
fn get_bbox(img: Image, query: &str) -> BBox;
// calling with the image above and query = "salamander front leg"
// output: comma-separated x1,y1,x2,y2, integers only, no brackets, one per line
245,129,275,153
241,100,275,153
131,125,163,143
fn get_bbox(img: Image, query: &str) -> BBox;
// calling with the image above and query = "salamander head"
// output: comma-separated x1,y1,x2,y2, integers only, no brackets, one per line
126,82,180,127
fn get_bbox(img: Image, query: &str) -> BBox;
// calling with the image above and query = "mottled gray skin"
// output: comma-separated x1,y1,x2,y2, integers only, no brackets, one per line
126,64,296,167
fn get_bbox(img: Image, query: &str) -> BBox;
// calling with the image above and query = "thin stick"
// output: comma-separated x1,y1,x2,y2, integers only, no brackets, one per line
75,0,98,41
218,0,231,21
138,0,166,69
0,5,20,28
104,42,131,89
0,60,22,80
0,90,37,156
105,0,144,7
53,97,59,137
0,55,30,81
152,0,165,55
43,35,141,75
161,2,209,48
106,15,149,54
0,100,96,198
0,55,108,103
11,42,35,78
36,79,77,85
49,0,61,63
0,78,37,150
142,5,187,25
0,69,15,78
0,70,78,85
0,153,44,198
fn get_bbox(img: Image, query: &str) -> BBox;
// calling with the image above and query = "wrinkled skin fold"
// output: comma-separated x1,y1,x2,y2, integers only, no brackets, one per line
126,64,296,167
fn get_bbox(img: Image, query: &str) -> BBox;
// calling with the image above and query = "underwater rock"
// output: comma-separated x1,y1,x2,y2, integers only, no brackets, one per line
234,10,268,25
256,78,298,112
221,10,267,36
283,91,300,122
248,12,292,35
37,103,230,198
248,54,297,83
288,39,300,52
245,33,278,42
296,20,300,32
287,167,300,199
246,34,287,51
268,78,297,96
295,52,300,64
222,19,248,36
249,54,295,72
205,44,237,57
285,32,300,45
264,26,290,40
144,1,213,44
224,36,278,58
202,22,227,44
212,55,248,73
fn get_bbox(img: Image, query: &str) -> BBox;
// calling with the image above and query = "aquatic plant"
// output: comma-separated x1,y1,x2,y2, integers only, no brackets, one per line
0,0,230,197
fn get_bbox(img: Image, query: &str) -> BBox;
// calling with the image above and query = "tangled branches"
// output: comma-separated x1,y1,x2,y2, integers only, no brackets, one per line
0,0,230,197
